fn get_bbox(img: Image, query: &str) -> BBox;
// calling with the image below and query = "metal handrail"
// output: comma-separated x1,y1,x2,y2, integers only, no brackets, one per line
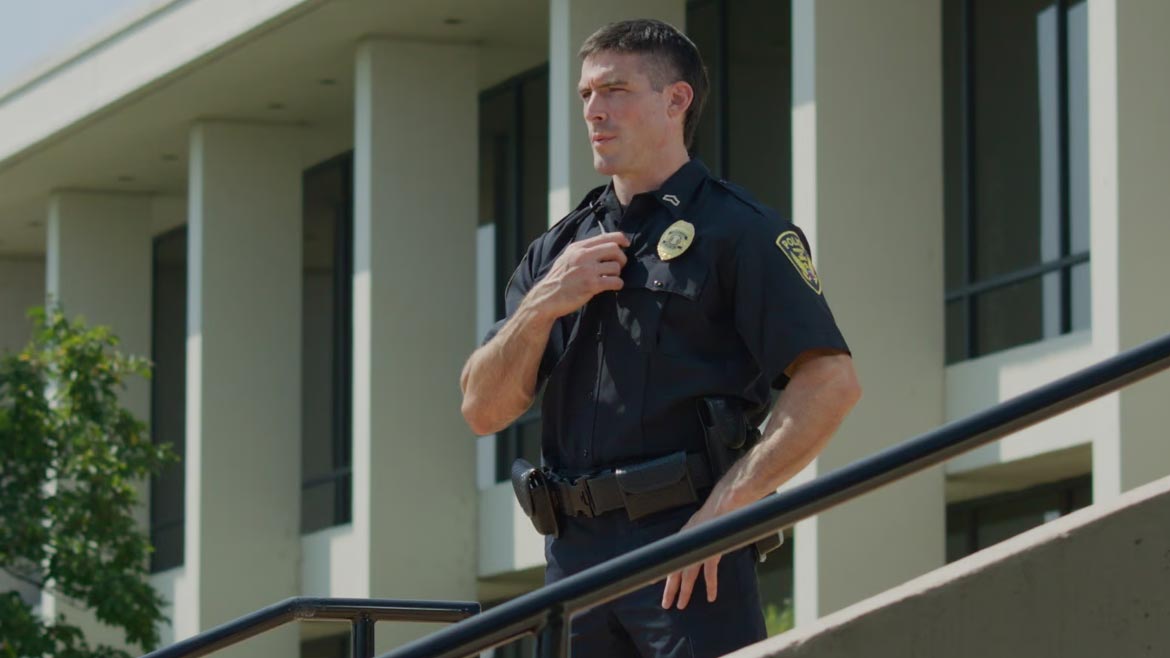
140,597,480,658
378,331,1170,658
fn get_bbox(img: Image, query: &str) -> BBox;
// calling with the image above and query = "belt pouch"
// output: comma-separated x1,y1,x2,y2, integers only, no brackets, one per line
614,452,697,521
511,459,560,537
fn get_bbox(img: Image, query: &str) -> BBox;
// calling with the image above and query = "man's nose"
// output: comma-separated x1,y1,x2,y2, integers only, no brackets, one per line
583,95,606,123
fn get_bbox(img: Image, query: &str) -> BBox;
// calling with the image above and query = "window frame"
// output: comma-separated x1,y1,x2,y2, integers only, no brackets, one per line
946,473,1091,561
946,0,1090,362
300,151,355,533
149,224,188,573
480,65,550,483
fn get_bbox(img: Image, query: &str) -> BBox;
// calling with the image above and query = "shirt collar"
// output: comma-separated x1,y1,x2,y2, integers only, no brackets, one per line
655,158,710,218
597,158,711,221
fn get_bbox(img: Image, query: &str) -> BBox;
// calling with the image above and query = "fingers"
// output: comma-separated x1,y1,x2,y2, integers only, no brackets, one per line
662,564,701,610
577,230,631,249
661,556,721,610
596,261,622,277
661,572,680,609
676,563,703,609
596,275,625,293
703,556,720,603
580,242,629,268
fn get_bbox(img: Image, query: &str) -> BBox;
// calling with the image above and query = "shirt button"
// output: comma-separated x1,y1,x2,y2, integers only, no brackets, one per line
653,280,664,288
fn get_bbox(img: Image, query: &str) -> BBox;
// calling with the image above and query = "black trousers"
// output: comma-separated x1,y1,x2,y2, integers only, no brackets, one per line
541,502,767,658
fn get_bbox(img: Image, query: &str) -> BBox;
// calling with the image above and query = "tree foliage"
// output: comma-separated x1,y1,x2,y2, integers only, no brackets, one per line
0,308,176,658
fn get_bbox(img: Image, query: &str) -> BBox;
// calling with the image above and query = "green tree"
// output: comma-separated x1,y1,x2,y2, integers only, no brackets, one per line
763,598,795,637
0,308,176,658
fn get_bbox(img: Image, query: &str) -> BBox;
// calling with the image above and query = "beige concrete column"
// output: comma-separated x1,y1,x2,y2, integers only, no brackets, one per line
1114,0,1170,492
42,190,153,652
789,0,946,623
352,39,479,652
183,121,303,657
547,0,686,223
0,256,45,353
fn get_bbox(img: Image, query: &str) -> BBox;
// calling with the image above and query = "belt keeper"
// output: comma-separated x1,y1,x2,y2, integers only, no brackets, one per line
565,478,595,518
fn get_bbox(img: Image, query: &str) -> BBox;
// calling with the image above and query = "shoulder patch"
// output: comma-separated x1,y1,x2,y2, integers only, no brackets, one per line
776,230,822,294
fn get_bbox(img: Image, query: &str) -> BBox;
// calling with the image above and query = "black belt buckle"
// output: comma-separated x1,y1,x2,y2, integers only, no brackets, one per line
614,452,698,521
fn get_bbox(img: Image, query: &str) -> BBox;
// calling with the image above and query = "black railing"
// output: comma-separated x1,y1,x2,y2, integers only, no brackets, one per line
377,331,1170,658
140,597,479,658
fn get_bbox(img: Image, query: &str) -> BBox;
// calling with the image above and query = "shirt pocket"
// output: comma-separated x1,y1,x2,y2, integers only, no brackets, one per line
619,255,710,355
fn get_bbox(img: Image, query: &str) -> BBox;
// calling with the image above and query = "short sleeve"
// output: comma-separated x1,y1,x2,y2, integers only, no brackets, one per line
729,219,850,390
481,237,541,345
480,240,561,386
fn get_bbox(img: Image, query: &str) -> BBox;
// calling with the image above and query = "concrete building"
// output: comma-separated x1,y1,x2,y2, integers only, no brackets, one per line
0,0,1166,656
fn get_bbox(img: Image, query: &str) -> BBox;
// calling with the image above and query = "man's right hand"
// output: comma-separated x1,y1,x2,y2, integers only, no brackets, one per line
521,231,630,320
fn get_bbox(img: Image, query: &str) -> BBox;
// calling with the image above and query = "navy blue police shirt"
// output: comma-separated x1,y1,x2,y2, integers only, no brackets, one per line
483,159,850,476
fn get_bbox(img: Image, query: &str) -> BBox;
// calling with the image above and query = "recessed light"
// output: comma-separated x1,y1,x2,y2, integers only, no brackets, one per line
117,175,135,182
27,220,42,227
443,17,463,26
268,102,286,111
161,153,179,162
319,78,337,86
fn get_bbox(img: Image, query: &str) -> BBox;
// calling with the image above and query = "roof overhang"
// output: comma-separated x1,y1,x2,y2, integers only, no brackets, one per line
0,0,547,255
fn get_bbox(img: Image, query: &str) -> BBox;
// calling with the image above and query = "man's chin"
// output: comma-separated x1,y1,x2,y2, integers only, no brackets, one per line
592,154,620,176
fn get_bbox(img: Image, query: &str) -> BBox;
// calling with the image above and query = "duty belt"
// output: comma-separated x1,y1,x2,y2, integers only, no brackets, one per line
550,451,713,522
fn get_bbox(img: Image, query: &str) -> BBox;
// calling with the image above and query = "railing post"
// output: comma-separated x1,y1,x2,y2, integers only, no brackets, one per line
537,606,570,658
353,613,375,658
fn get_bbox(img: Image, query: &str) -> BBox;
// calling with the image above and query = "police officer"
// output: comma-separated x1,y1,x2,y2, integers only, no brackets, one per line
460,18,861,658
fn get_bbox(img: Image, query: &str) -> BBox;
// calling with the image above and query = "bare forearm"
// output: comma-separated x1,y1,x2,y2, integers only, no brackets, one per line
713,355,861,509
461,231,631,435
460,301,556,435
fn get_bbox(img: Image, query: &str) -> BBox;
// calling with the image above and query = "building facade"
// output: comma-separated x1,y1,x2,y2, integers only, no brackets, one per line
0,1,1167,656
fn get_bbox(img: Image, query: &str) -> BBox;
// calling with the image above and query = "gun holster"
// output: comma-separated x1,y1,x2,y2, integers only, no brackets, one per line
698,397,784,562
511,459,560,537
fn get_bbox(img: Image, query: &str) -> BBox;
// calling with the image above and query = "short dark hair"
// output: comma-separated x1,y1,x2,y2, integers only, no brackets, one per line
578,19,709,149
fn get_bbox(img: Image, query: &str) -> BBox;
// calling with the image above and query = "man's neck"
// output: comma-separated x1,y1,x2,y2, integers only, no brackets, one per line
611,148,691,206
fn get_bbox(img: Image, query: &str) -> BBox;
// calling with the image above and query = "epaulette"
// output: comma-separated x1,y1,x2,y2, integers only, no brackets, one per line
712,178,770,219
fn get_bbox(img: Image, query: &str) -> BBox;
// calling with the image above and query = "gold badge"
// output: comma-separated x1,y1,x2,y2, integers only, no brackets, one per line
775,230,822,294
657,220,695,261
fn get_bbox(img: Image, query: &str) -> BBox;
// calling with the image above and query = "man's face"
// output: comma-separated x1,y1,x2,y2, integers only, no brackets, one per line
578,51,679,177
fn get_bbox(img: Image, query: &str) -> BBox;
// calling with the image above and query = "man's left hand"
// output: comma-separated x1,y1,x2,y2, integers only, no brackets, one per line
660,490,740,610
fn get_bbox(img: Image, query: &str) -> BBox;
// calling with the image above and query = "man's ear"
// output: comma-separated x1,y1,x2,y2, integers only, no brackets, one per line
666,80,694,119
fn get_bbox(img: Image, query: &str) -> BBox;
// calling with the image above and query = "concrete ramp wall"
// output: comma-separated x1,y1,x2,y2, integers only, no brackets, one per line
730,475,1170,658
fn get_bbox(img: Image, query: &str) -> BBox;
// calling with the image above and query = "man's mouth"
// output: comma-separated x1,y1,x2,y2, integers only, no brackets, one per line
591,134,616,145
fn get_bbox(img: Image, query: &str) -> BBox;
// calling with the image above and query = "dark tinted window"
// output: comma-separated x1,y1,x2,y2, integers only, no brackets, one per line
150,227,187,572
480,66,549,480
943,0,1090,362
301,153,354,533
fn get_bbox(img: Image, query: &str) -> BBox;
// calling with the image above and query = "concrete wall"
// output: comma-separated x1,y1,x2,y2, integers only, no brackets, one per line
352,38,479,653
182,121,304,657
731,473,1170,658
1115,0,1170,492
790,0,945,621
41,190,154,653
0,256,43,353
